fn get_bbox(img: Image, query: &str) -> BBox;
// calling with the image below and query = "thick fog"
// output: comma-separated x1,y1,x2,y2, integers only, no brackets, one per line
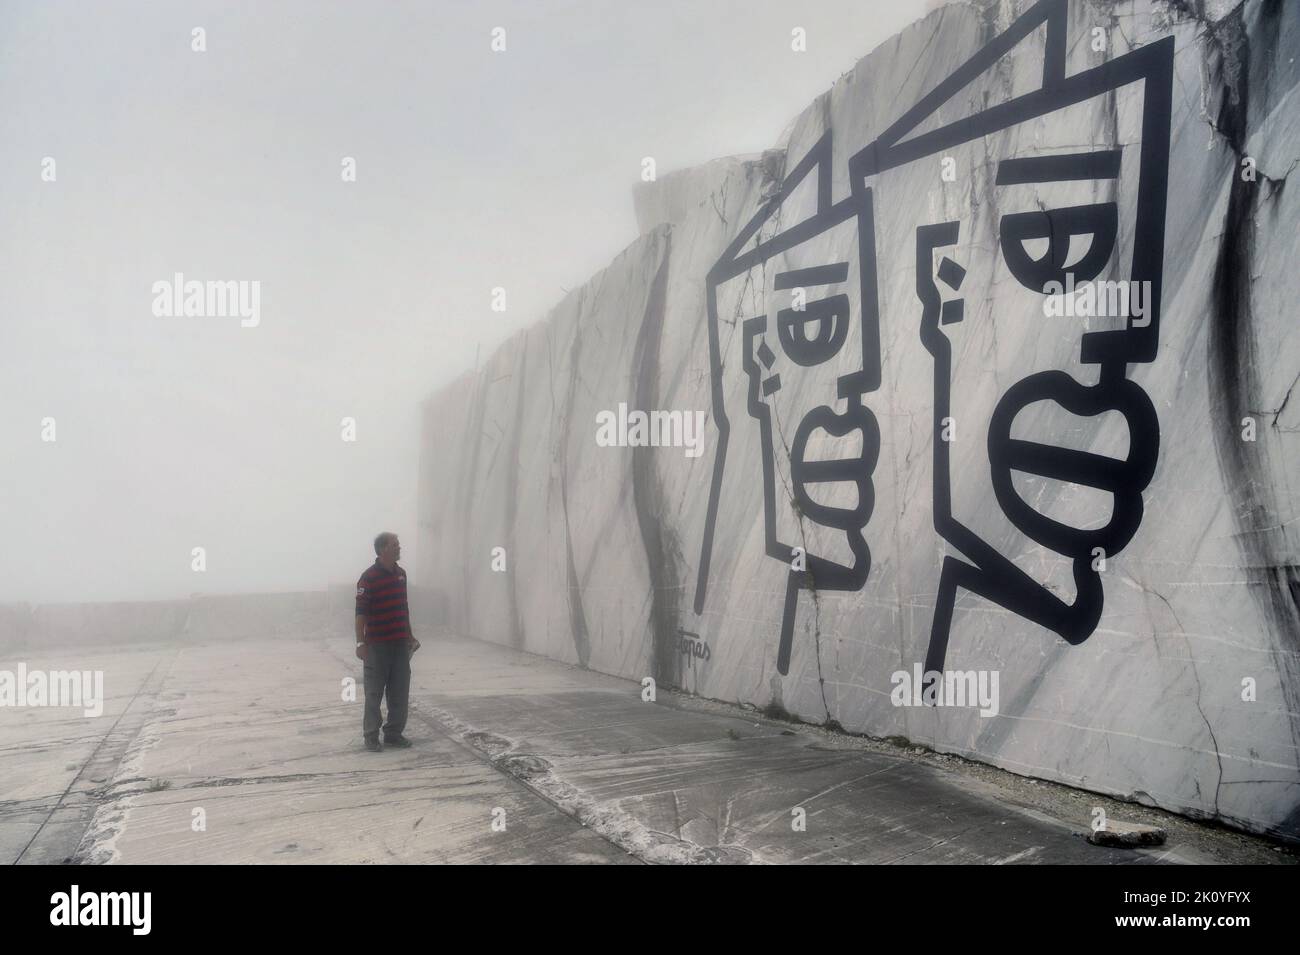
0,0,932,603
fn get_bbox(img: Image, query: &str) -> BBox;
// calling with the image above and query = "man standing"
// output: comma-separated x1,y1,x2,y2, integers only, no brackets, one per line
355,532,420,752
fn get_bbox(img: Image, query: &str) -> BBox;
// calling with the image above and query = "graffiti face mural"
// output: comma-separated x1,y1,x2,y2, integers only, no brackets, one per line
698,134,882,675
697,0,1173,680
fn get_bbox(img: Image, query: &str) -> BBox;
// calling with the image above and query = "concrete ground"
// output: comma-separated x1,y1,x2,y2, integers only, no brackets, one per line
2,634,1293,865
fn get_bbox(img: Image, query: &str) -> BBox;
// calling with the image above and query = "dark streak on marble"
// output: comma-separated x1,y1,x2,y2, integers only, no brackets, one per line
631,230,681,686
1205,0,1300,770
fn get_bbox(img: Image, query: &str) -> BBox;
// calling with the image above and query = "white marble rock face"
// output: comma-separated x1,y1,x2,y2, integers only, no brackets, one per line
417,0,1300,840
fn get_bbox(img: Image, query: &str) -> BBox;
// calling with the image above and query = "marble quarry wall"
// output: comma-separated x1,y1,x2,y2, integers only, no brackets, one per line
416,0,1300,840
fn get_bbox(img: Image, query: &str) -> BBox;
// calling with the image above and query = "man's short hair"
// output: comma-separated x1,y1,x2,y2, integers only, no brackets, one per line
374,532,398,556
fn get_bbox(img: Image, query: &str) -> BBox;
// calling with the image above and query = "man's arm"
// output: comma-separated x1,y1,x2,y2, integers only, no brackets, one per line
406,608,420,654
354,576,371,660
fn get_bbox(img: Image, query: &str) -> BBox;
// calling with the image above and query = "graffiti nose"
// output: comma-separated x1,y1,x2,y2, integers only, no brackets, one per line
790,403,880,530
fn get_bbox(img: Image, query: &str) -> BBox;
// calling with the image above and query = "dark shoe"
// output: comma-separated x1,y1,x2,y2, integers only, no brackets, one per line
364,735,383,752
384,734,413,749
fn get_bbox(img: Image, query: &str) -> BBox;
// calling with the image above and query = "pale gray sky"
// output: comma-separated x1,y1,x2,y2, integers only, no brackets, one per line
0,0,934,603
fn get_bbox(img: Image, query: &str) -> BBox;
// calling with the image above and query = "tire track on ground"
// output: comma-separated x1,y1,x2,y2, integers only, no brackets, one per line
12,652,177,865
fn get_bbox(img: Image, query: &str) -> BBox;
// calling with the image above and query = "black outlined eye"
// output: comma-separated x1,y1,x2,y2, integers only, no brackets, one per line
994,151,1122,292
999,203,1117,291
776,293,850,366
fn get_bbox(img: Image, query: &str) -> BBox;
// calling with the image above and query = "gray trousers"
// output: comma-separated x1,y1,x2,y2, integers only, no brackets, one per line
362,640,411,739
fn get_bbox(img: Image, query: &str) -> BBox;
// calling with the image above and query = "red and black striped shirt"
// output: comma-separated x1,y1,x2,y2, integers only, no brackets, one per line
355,560,411,642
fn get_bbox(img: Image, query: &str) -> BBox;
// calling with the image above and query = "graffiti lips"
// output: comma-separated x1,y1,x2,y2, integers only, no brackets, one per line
790,402,879,542
988,370,1159,562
